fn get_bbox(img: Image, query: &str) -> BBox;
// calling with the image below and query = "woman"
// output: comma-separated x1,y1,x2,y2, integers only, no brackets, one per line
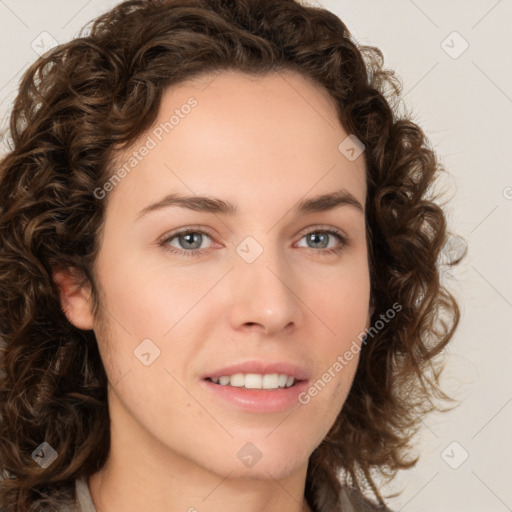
0,0,462,510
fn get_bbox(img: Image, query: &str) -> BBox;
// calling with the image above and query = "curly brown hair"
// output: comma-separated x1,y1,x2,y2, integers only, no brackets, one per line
0,0,463,510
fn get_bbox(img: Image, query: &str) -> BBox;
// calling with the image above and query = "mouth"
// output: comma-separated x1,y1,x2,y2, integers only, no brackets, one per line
200,361,310,412
201,373,310,413
204,373,301,390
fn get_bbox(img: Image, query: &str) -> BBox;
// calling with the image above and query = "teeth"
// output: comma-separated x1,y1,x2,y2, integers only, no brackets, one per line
245,374,262,389
230,373,245,387
208,373,296,389
262,374,279,389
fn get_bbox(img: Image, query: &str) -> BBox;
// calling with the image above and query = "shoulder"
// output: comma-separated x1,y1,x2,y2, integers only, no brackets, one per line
41,477,93,511
72,478,391,512
73,476,96,512
311,478,394,512
34,478,89,512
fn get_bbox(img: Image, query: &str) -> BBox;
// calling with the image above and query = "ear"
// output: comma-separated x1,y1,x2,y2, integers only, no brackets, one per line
52,267,95,330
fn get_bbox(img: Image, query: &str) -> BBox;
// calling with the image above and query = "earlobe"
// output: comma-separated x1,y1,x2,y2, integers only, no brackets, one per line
52,268,95,330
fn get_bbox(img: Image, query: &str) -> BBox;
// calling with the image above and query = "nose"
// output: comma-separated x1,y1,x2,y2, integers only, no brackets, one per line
228,244,303,336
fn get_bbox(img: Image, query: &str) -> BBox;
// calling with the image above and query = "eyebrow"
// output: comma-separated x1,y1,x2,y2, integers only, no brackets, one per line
136,189,364,221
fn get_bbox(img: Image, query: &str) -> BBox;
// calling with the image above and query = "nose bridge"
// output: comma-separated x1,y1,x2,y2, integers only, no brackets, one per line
228,234,301,334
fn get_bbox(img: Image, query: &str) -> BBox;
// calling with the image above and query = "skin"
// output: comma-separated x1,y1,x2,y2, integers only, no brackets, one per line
54,69,372,512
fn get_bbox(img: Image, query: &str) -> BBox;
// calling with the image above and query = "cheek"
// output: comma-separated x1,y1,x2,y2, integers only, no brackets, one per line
294,354,359,458
298,263,369,416
91,252,213,396
310,261,371,342
96,249,204,338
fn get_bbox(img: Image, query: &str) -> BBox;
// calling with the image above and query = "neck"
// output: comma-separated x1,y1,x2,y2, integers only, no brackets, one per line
88,464,314,512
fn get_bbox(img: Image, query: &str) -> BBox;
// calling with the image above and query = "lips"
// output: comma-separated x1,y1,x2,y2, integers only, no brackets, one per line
201,360,310,382
200,365,311,413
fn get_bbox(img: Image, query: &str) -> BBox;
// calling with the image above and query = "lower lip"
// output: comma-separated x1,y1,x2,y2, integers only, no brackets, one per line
200,379,309,413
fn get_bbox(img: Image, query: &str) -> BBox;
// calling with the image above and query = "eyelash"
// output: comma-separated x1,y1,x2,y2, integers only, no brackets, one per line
158,226,348,258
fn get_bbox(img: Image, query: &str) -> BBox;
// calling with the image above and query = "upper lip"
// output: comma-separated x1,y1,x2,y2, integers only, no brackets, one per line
203,360,310,381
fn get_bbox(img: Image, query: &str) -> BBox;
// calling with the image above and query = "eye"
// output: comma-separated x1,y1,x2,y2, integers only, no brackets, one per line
159,226,348,258
295,228,347,255
159,229,214,257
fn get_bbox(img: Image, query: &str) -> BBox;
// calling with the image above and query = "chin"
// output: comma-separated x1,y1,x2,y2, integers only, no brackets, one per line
187,440,309,481
222,458,307,481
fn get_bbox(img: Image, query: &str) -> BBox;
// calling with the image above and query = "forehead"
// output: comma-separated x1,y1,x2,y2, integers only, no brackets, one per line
106,69,366,219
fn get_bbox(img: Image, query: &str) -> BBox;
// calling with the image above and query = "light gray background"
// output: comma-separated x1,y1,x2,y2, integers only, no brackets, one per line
1,1,511,511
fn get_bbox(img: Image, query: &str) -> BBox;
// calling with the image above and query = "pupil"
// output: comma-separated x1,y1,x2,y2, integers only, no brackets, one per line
309,233,327,248
182,233,201,249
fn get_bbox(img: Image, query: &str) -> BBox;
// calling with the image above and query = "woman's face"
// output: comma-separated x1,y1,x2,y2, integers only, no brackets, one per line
74,70,371,480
